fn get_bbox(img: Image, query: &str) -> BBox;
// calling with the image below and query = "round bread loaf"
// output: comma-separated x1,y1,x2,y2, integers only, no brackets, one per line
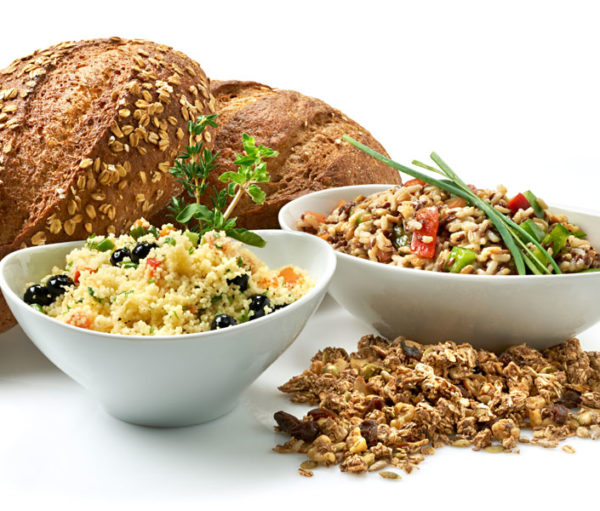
0,37,216,332
150,80,402,230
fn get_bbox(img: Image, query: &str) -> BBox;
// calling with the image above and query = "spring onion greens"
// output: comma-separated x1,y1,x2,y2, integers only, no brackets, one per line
341,135,561,275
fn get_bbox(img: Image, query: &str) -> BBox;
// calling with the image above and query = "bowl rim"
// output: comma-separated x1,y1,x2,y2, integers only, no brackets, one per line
278,184,600,282
0,229,337,342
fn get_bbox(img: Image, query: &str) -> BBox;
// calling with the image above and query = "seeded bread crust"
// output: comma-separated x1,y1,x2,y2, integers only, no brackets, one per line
0,37,216,332
152,80,401,230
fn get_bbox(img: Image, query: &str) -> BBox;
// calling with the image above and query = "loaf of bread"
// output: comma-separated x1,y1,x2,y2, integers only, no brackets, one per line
0,37,216,332
150,80,402,230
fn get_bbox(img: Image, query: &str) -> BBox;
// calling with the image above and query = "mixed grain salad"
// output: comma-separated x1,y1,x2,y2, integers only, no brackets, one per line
23,220,313,335
298,182,600,275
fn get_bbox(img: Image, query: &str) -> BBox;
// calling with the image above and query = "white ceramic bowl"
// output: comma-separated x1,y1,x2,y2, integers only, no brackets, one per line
279,184,600,351
0,230,336,427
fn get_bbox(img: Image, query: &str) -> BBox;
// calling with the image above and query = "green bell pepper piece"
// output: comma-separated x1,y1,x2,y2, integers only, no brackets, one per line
31,303,45,314
88,238,115,252
545,224,571,254
446,246,478,273
130,226,147,240
521,219,545,243
185,230,199,247
524,190,545,219
392,225,410,249
533,223,571,264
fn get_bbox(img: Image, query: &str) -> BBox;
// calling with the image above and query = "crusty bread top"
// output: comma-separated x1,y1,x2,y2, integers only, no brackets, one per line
0,38,215,252
201,80,402,229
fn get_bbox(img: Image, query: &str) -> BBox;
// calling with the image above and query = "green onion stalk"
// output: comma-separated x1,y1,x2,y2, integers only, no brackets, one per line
341,135,560,276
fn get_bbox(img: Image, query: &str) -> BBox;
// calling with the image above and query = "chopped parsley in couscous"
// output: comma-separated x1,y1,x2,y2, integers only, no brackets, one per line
23,220,313,335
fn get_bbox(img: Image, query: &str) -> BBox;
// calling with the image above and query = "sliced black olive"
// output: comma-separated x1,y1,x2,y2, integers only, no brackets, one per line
46,275,74,296
23,284,54,306
249,294,271,320
274,303,289,311
211,314,237,330
110,247,131,266
227,273,249,292
131,242,158,263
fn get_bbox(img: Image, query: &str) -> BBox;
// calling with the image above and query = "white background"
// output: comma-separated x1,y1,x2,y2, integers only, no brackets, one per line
1,1,600,509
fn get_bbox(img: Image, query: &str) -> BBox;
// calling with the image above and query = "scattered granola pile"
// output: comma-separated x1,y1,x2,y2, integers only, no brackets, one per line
274,335,600,477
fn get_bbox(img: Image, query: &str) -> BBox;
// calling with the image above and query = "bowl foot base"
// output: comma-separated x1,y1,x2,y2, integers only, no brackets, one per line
101,401,239,428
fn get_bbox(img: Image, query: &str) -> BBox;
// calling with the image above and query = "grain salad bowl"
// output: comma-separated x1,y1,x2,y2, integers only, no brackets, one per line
0,230,336,427
279,184,600,351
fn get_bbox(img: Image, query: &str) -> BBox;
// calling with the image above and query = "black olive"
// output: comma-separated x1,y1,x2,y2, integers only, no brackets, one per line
110,247,131,266
23,284,54,306
227,273,249,292
46,275,74,296
274,303,289,311
249,294,271,320
130,242,158,263
211,314,237,330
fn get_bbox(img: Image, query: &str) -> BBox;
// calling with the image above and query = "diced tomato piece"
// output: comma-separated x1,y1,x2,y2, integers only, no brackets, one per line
404,178,426,187
66,311,93,329
507,193,530,214
146,258,162,270
133,218,149,228
159,226,175,236
304,210,327,223
279,266,301,285
73,267,97,284
145,258,162,277
259,277,279,289
410,207,439,258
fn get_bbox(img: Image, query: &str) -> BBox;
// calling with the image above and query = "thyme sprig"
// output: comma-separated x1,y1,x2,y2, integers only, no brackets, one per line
168,116,278,247
342,135,560,275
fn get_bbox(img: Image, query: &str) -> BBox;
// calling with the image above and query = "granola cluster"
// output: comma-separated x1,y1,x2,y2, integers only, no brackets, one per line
274,336,600,477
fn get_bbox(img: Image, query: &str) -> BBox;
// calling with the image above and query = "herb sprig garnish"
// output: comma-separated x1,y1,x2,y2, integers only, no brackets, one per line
168,115,278,247
342,135,560,275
